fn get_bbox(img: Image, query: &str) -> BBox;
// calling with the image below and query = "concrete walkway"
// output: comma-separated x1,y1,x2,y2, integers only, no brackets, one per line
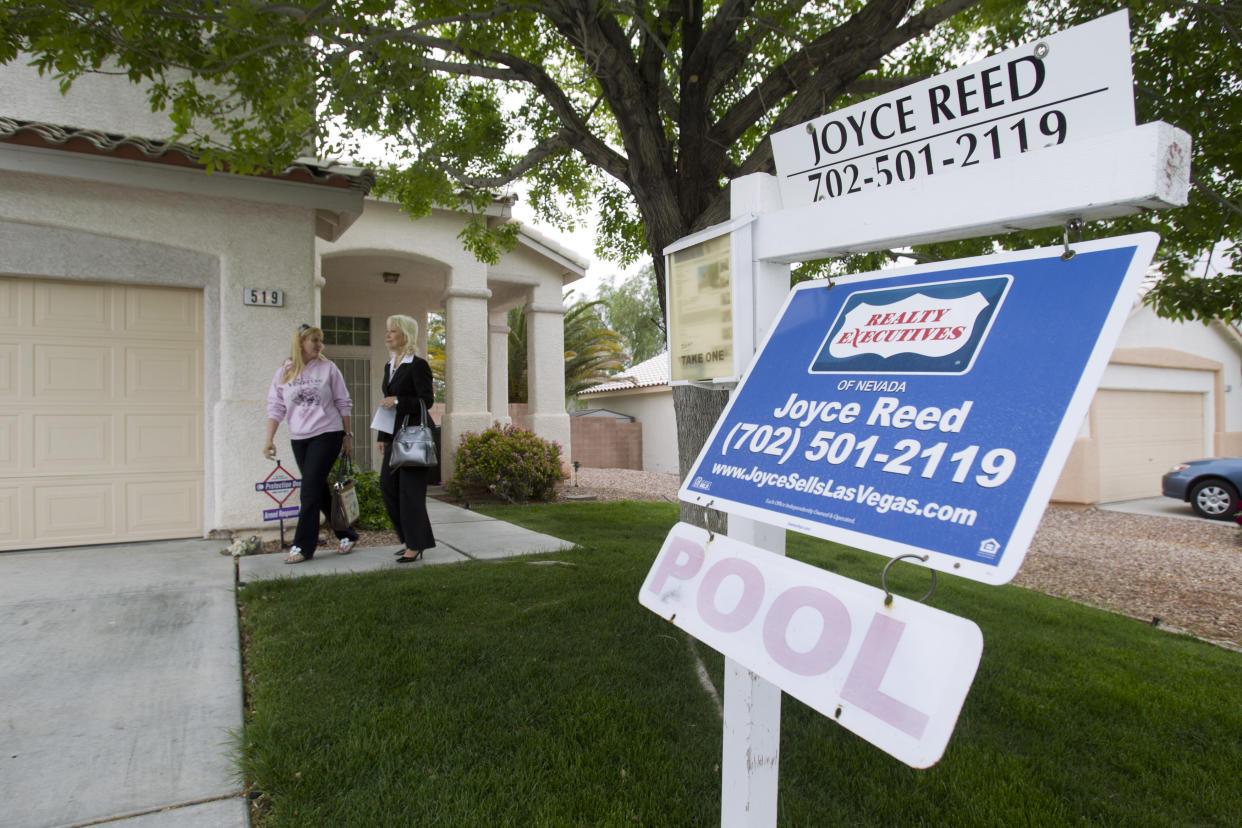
239,498,574,583
0,500,574,828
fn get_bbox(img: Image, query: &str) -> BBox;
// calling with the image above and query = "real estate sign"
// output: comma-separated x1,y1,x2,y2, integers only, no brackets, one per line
769,10,1136,210
679,234,1159,585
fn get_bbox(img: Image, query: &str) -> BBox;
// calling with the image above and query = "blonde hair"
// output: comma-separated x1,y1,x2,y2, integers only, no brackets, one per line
281,324,324,384
387,315,420,357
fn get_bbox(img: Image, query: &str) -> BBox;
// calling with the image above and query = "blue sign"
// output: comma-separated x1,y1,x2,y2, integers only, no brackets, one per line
255,479,300,493
262,506,300,522
680,234,1158,585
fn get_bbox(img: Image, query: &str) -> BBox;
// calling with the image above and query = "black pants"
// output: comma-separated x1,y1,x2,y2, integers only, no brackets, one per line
290,430,357,556
380,439,436,551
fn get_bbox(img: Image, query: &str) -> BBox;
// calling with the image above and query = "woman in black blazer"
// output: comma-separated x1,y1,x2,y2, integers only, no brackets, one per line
377,314,437,563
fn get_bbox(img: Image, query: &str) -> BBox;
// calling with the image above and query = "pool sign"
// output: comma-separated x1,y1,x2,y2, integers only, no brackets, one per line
641,523,983,768
679,233,1159,585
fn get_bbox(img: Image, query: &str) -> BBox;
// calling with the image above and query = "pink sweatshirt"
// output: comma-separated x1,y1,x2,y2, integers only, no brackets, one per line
266,358,352,440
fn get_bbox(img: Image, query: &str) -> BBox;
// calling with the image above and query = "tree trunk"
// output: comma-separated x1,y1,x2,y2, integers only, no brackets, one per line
673,383,730,534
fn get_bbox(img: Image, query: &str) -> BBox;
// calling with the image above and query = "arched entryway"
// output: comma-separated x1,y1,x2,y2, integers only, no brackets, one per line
316,199,585,479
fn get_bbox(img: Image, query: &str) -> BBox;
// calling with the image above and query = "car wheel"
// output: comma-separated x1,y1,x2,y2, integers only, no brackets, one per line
1188,479,1240,520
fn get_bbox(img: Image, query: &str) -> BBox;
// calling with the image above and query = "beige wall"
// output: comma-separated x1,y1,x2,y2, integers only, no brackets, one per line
0,166,324,534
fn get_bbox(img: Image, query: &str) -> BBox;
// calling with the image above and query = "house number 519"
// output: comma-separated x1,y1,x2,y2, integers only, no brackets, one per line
243,288,284,307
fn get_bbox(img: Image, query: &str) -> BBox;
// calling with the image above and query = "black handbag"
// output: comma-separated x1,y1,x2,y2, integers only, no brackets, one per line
390,400,438,469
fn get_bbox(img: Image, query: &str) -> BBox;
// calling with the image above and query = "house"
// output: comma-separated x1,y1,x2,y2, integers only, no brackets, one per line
0,60,584,552
1052,303,1242,503
576,352,679,474
578,305,1242,502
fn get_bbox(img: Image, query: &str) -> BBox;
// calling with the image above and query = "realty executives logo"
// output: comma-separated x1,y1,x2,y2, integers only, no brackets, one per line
810,275,1012,375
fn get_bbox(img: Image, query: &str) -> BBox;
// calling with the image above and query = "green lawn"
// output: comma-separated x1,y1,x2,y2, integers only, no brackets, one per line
237,502,1241,826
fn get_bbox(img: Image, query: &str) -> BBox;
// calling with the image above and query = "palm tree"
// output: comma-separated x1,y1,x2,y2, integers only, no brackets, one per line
507,296,626,403
425,313,446,402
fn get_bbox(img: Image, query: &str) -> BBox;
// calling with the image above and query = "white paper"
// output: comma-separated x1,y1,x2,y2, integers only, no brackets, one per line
370,405,396,434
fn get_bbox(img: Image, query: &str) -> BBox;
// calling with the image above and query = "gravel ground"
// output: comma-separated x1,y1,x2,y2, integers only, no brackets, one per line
563,468,1242,650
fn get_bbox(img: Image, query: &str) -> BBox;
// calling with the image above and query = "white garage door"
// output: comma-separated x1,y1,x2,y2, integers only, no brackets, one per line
0,277,203,550
1095,389,1205,503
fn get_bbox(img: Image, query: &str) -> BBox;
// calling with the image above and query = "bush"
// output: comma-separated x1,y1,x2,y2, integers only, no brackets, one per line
446,423,567,503
352,468,393,529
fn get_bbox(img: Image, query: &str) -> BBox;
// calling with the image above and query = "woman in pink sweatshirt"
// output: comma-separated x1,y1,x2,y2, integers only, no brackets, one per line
264,323,358,563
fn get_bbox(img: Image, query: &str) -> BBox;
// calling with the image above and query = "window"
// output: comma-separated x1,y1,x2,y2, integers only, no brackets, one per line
336,357,373,469
322,315,370,346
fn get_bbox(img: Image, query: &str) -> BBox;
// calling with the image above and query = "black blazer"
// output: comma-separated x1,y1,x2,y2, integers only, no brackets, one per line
379,355,435,441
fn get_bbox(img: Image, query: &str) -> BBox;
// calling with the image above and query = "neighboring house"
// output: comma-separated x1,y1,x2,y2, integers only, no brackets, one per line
0,60,584,552
576,352,679,474
578,307,1242,503
1052,303,1242,503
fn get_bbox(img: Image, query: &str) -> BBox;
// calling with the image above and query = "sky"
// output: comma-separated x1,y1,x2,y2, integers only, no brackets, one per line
508,188,651,301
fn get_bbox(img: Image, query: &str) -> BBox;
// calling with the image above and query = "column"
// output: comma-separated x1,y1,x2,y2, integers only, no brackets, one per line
524,300,572,470
442,284,493,481
487,310,512,427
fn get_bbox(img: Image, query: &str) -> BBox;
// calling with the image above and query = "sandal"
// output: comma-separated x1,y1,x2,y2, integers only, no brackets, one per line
283,547,309,564
338,537,357,555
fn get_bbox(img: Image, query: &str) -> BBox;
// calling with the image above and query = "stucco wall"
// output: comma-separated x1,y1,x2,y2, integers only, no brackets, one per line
0,168,319,532
1,59,195,139
1112,305,1242,435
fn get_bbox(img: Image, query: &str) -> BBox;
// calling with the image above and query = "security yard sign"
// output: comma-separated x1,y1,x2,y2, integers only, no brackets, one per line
256,461,300,522
641,523,983,768
769,11,1135,209
679,233,1159,585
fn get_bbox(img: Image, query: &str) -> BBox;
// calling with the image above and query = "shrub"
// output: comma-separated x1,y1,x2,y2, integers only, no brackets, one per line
446,423,567,503
352,468,393,529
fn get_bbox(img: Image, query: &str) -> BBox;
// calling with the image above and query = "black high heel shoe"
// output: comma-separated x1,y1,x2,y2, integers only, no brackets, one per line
396,549,424,563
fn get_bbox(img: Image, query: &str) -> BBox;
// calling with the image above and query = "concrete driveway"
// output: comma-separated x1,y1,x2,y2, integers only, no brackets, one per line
0,498,577,828
1094,495,1218,522
0,539,248,828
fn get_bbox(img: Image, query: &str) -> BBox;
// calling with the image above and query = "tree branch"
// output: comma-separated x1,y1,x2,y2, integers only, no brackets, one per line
727,0,984,177
426,129,574,190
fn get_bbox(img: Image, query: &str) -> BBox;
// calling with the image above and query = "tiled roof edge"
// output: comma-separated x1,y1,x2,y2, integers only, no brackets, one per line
0,116,375,194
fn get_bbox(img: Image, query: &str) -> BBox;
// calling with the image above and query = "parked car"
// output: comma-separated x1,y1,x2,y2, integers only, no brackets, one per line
1161,458,1242,520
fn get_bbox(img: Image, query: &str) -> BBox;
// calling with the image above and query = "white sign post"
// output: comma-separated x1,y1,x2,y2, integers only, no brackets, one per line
649,10,1192,827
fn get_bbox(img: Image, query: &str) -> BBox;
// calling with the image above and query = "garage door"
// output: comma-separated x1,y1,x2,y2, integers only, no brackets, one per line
0,277,203,550
1095,389,1205,502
